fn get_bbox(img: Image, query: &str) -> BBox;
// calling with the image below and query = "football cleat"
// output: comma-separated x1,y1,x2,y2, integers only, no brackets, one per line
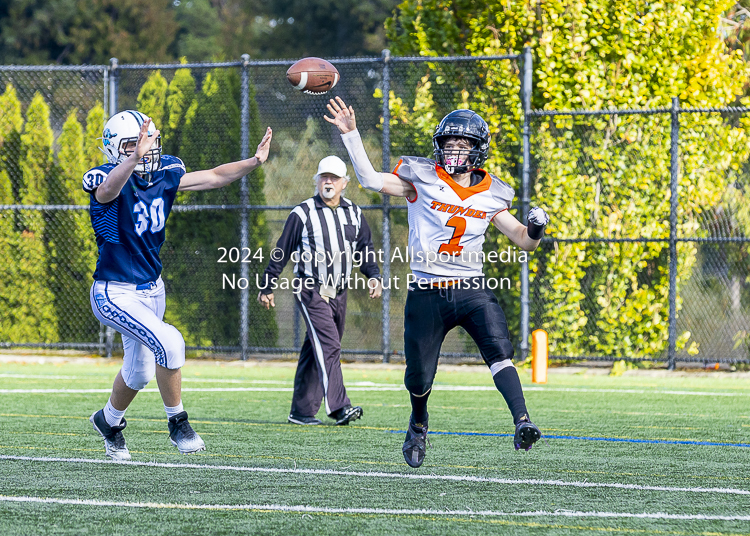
168,411,206,454
288,413,323,425
331,405,363,426
402,419,430,468
514,416,541,451
90,409,131,461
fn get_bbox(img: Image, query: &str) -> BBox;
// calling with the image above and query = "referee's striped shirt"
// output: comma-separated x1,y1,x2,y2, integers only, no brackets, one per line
259,194,380,294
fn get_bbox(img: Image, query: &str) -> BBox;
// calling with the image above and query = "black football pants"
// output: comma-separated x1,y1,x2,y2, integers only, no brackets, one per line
291,286,351,417
403,278,516,395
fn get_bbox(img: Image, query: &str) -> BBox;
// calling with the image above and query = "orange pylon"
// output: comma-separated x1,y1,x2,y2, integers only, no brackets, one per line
532,329,548,384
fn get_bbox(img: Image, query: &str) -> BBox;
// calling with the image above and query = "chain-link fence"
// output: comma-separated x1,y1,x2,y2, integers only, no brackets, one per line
2,51,750,366
527,102,750,367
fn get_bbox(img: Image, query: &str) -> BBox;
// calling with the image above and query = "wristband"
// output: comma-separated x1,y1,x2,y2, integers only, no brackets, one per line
527,220,546,240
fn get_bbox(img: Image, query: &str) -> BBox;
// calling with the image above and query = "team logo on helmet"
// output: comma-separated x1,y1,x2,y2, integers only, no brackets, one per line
102,128,114,147
433,110,491,174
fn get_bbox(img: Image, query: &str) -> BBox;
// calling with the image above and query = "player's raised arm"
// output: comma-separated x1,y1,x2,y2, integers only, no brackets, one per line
95,119,160,204
178,127,272,191
324,97,415,199
492,207,550,251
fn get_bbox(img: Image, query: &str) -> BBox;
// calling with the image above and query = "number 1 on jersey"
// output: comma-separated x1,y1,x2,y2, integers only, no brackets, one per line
438,215,466,255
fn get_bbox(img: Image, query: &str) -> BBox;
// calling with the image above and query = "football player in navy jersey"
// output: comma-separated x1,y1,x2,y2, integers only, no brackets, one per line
86,110,272,460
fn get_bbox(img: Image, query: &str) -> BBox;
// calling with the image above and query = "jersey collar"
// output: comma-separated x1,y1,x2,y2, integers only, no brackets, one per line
435,165,491,201
133,171,161,190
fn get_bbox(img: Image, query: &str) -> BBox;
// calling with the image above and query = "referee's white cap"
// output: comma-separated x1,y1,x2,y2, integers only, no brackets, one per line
316,155,348,179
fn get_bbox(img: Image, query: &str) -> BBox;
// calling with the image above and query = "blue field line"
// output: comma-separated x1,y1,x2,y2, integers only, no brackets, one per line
384,430,750,448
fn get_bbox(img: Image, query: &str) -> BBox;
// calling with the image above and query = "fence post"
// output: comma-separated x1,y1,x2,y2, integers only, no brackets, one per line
520,46,532,361
239,54,251,361
103,57,120,358
667,97,680,370
381,49,392,364
108,58,118,117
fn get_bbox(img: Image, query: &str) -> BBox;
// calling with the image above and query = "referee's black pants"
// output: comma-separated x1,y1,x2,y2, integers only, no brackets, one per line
292,286,351,417
404,278,516,396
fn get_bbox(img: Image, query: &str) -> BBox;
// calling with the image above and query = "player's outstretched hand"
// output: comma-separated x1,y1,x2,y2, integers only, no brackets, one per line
257,291,275,309
254,127,273,164
324,96,356,134
135,119,160,160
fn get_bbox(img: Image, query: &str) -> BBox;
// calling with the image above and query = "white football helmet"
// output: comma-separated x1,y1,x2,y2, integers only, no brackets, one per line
100,110,161,174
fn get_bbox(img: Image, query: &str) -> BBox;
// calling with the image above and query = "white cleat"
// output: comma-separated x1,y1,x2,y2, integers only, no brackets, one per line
168,411,206,454
90,410,131,462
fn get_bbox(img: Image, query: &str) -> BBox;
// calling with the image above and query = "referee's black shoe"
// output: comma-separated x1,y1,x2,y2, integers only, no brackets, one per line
288,413,323,425
402,418,429,468
514,415,541,451
331,405,363,425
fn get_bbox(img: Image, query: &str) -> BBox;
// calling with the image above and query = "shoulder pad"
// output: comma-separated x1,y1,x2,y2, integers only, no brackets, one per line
488,173,515,210
392,156,439,185
159,155,186,174
82,164,114,193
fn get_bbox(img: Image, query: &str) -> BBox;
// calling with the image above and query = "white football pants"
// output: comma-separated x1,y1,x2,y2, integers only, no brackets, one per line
90,278,186,391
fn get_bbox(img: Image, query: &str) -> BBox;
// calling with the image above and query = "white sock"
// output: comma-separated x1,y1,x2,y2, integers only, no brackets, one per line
164,401,184,419
104,399,126,428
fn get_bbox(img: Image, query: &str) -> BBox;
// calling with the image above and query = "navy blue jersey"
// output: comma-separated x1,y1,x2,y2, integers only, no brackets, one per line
83,155,186,284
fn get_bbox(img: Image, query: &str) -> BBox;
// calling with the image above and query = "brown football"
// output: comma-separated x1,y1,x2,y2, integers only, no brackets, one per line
286,57,340,95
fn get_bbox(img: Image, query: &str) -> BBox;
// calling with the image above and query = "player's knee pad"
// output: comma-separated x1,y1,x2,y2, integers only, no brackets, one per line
122,361,156,391
161,325,186,370
485,338,514,364
404,380,432,397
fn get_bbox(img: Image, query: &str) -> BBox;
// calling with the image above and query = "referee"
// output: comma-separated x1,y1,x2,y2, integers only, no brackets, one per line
257,155,382,426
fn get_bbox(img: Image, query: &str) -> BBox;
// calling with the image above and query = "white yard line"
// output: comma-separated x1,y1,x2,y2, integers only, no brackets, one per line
0,374,294,384
1,455,748,496
1,373,748,396
0,495,747,521
0,385,747,396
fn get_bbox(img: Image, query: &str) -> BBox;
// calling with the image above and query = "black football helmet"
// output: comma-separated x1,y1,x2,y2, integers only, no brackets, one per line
432,109,490,174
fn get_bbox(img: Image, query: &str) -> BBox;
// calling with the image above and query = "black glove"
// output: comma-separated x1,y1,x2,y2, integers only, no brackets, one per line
527,207,549,240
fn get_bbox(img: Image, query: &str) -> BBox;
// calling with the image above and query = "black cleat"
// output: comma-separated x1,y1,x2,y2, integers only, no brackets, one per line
168,411,206,454
90,409,131,461
288,413,323,425
514,415,541,451
402,419,429,468
331,405,363,426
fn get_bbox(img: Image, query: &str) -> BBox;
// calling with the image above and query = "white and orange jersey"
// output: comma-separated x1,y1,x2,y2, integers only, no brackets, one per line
393,156,515,278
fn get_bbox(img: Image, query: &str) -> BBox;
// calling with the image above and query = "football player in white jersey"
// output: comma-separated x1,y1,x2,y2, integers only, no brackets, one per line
325,96,549,468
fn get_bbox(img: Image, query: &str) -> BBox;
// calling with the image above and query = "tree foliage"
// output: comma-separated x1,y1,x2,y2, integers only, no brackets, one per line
0,89,58,341
0,0,179,64
131,66,277,347
386,0,749,358
48,110,99,341
0,61,277,348
0,0,400,64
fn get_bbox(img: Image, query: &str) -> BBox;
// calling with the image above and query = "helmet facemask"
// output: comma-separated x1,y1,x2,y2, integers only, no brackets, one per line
119,136,162,174
434,136,485,174
432,109,490,175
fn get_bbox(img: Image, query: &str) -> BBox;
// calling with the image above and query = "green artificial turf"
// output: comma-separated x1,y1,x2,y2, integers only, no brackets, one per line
0,358,748,535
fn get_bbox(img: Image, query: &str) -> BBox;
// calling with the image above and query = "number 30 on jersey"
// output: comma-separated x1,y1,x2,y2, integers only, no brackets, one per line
134,198,166,236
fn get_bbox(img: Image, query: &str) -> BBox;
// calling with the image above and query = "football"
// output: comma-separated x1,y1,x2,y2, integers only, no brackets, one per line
286,57,340,95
